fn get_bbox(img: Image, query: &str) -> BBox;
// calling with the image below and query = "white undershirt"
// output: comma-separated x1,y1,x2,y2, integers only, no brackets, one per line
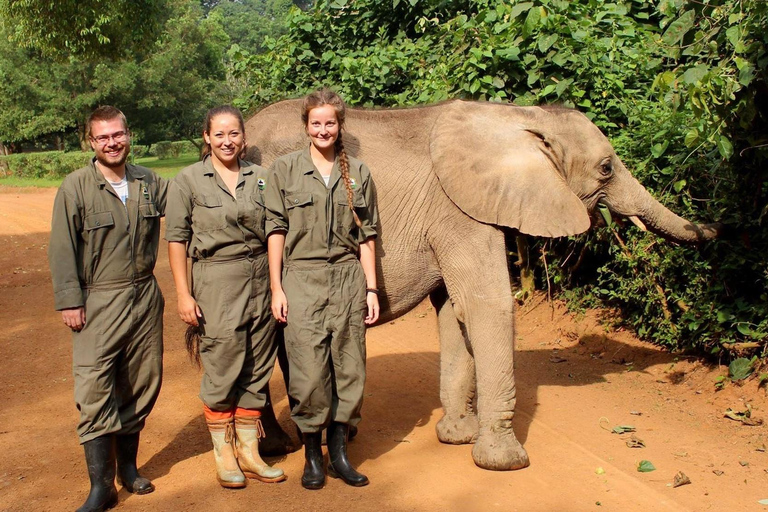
322,174,331,187
108,177,129,205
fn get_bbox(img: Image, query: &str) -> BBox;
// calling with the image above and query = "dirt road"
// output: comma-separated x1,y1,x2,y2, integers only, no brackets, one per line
1,187,766,511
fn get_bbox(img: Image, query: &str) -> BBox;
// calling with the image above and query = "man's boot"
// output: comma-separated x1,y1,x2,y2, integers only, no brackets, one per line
301,432,325,490
234,414,286,483
115,433,154,494
77,435,119,512
206,417,247,489
326,421,369,487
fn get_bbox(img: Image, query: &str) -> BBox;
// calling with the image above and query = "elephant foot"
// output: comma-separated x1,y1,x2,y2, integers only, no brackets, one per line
471,428,529,471
436,413,479,444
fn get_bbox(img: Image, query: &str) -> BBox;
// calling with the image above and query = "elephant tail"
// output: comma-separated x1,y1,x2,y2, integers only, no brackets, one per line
185,325,202,368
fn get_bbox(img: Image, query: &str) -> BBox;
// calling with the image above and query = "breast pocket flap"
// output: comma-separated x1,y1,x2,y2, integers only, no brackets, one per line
337,191,367,208
139,202,160,218
84,211,115,230
194,193,222,208
285,192,313,210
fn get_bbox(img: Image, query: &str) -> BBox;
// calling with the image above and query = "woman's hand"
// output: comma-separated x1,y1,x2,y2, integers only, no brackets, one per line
177,293,202,326
365,291,379,325
272,287,289,323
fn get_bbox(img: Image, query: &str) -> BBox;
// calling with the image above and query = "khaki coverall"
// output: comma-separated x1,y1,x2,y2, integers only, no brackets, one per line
165,157,277,411
48,160,167,444
264,147,379,433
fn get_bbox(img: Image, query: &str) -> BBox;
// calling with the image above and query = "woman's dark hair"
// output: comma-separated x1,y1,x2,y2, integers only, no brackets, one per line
201,105,246,160
302,89,361,228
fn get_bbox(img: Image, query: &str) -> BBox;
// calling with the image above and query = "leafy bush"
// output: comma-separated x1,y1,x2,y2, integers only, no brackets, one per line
154,139,201,160
231,0,767,357
0,151,92,179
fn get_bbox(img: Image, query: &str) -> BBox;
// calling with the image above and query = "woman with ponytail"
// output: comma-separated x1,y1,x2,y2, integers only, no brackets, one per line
264,88,379,489
165,105,285,488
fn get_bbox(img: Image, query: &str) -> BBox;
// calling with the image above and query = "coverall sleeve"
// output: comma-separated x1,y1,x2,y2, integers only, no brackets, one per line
155,174,169,217
48,186,85,310
357,163,379,242
164,177,194,242
264,163,289,236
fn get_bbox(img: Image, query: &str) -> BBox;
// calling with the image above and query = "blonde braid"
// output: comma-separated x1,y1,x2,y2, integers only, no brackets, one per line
336,134,362,228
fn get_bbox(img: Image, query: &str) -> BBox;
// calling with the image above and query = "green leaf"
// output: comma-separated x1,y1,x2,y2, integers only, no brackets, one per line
683,129,699,147
673,180,687,193
510,2,533,19
492,76,505,89
496,47,520,61
651,141,669,158
726,26,741,47
522,6,542,39
611,425,635,434
682,65,708,85
717,135,734,160
729,357,755,381
717,310,733,323
637,460,656,472
662,10,695,46
537,34,558,53
737,323,753,337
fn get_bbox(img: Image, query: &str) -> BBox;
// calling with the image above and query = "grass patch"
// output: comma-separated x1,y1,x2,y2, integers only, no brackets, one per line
134,153,199,179
0,152,199,188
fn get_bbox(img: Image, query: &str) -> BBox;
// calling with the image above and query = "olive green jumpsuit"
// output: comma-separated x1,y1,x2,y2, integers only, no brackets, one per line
264,147,379,433
165,157,277,412
48,160,167,444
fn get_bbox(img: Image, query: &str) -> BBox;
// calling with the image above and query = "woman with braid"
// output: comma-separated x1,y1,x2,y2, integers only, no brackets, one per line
264,88,379,489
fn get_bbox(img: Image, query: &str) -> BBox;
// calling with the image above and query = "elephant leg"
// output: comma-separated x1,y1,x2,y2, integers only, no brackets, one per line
433,224,529,471
259,329,299,455
430,286,479,444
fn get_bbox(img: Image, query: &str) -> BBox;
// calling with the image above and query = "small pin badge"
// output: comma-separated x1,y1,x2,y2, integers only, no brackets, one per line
350,178,357,189
142,184,150,200
257,178,266,190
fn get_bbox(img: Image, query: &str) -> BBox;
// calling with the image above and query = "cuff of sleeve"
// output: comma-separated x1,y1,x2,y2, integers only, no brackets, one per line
265,221,288,237
358,226,378,242
54,287,84,311
164,228,191,242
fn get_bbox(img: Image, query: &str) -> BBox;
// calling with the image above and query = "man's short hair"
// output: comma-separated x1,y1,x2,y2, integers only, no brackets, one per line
87,106,128,138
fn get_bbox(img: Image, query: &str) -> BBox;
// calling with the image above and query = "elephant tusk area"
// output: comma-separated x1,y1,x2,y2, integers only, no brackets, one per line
628,215,647,231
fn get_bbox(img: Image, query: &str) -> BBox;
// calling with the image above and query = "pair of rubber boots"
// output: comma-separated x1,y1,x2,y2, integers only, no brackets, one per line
207,415,285,488
302,421,368,490
77,433,154,512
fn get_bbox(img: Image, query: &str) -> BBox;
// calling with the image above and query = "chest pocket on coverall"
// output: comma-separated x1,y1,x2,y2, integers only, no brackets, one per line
336,189,367,236
243,192,266,233
84,211,117,251
193,193,226,232
285,192,314,232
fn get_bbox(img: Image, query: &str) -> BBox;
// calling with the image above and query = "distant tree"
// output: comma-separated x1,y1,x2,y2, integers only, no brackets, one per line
209,0,299,54
0,0,167,58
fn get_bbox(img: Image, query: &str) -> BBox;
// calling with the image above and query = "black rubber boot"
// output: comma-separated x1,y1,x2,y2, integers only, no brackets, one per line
77,436,119,512
116,432,155,495
326,422,369,487
301,432,325,490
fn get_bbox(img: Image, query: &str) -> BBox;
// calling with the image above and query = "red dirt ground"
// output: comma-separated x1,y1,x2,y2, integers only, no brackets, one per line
1,187,767,512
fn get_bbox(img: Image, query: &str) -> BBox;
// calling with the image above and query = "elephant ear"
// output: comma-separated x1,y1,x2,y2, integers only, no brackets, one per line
430,101,591,237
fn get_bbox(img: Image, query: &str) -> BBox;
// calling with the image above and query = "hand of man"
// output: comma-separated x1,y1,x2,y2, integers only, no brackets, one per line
61,307,86,331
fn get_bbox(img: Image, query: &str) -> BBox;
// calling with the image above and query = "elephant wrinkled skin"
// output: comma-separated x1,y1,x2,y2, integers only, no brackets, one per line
246,100,720,470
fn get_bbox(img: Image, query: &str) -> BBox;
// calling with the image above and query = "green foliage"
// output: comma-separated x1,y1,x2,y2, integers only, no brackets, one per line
0,0,166,58
0,152,92,179
729,356,757,381
637,460,656,472
153,140,202,160
231,0,768,359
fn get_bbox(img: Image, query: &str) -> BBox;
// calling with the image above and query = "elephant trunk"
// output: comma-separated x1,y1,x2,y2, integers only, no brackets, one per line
603,171,722,244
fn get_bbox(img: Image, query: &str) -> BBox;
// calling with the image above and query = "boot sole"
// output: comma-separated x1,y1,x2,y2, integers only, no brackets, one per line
243,471,287,483
328,466,369,487
217,478,247,489
301,479,325,490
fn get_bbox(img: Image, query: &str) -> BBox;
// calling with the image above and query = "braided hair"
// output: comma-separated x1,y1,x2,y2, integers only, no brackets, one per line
302,89,362,228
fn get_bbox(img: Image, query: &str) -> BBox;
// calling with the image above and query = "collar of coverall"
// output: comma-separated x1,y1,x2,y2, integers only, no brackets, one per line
90,157,146,188
200,154,252,176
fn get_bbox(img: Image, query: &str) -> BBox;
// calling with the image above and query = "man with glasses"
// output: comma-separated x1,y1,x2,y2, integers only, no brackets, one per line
48,106,167,512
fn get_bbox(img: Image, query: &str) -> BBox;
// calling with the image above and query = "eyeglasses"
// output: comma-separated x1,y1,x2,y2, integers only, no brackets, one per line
91,131,128,146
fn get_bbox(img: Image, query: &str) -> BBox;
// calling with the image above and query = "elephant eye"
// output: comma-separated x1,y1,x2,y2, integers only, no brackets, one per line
600,160,613,177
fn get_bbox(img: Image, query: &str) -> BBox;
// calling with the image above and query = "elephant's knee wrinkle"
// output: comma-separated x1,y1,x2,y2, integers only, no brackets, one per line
451,300,466,324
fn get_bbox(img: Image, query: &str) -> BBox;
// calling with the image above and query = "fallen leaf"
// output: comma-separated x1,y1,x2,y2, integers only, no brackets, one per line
595,467,605,475
637,460,656,473
549,355,567,363
740,461,750,467
630,410,643,416
756,445,766,453
724,407,764,426
713,470,724,476
612,425,636,434
758,499,768,506
626,435,645,448
673,471,691,488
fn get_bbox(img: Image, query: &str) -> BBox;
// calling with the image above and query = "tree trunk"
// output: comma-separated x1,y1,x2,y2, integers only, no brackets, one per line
0,141,8,156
